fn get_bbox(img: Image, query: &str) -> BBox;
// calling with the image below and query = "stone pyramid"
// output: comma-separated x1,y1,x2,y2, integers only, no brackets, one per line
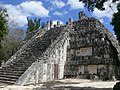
0,12,120,85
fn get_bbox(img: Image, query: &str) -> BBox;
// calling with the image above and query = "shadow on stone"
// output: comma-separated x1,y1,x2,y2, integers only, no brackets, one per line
33,87,112,90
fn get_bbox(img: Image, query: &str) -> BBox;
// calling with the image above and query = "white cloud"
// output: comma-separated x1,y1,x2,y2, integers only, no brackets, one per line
51,0,65,8
67,0,84,10
93,8,113,19
53,11,63,16
93,1,119,19
3,4,27,27
48,6,54,11
20,1,49,17
2,1,49,27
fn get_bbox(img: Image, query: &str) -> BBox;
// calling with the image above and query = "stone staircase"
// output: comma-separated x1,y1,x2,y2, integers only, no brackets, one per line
0,27,65,84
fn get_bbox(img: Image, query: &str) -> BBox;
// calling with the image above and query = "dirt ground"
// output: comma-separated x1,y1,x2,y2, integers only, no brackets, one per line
33,87,112,90
0,79,117,90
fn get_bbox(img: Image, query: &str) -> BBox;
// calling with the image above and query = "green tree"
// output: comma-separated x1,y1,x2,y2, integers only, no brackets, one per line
27,18,41,32
111,3,120,43
0,9,9,48
79,0,119,11
0,29,24,62
41,22,45,29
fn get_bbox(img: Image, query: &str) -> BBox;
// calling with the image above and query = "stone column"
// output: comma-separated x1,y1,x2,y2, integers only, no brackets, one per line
69,18,73,24
79,12,87,20
50,20,52,29
47,21,50,30
66,22,69,26
57,21,60,27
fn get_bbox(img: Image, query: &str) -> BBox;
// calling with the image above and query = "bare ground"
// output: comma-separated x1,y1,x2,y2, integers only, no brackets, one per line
0,79,118,90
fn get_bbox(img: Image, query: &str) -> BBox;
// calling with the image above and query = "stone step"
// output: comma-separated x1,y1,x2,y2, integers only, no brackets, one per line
0,74,19,79
0,77,17,82
15,59,35,63
0,73,23,77
0,79,15,84
0,71,23,75
2,66,28,70
9,61,34,66
8,65,31,69
13,63,33,67
1,68,24,72
11,61,33,64
0,70,25,75
0,68,26,72
0,71,25,76
6,63,33,68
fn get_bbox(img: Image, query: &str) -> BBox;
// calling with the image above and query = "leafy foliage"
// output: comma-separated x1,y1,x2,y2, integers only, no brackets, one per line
0,29,24,62
0,9,9,48
27,18,41,32
79,0,119,11
41,22,45,29
0,9,24,64
111,3,120,43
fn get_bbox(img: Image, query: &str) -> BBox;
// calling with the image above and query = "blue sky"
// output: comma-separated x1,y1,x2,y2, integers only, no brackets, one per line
0,0,119,34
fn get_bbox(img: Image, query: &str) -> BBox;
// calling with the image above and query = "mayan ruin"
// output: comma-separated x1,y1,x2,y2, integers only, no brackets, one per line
0,12,120,86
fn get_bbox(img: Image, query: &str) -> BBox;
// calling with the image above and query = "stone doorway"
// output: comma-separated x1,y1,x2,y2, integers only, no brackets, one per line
54,64,58,80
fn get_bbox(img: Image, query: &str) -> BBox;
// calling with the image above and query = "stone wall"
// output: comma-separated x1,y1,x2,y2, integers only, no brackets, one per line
64,64,115,80
64,14,118,80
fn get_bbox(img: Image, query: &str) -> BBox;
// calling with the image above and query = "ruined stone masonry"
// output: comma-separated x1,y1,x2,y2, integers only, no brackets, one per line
0,12,120,85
